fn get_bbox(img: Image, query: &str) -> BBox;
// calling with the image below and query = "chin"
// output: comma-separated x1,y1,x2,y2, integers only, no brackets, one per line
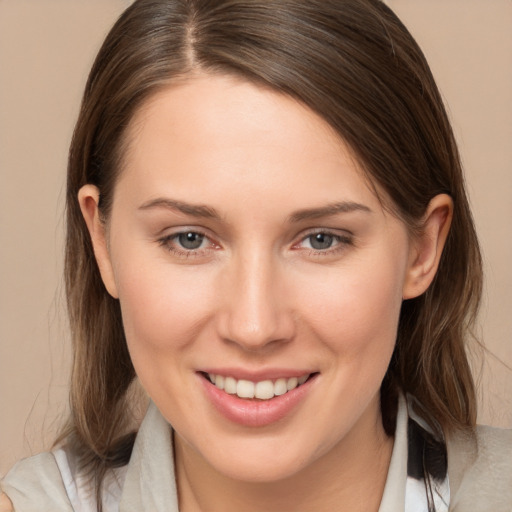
208,451,311,484
184,426,333,485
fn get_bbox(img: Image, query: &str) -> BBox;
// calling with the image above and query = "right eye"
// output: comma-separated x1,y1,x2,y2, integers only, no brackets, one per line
176,231,207,250
158,230,218,258
304,233,338,250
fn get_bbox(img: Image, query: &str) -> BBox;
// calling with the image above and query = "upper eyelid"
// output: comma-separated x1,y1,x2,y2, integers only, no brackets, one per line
156,223,208,234
295,227,354,242
157,226,215,241
160,230,212,244
158,229,221,253
291,229,354,251
300,226,353,235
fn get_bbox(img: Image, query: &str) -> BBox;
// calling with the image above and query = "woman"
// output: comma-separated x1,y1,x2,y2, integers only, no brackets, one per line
1,0,511,510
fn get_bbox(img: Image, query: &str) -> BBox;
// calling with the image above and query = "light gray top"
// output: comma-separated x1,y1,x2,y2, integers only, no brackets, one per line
2,395,512,511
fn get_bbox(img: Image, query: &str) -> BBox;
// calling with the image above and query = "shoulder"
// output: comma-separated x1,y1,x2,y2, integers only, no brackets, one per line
1,447,128,512
1,451,74,512
447,425,512,511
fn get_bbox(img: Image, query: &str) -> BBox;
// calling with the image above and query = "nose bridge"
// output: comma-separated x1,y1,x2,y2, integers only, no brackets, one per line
219,244,293,350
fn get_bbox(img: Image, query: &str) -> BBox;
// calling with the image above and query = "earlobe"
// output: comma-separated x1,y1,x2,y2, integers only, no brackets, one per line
402,194,453,300
78,185,119,298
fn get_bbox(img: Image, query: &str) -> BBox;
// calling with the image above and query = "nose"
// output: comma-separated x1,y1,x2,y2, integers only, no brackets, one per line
216,249,295,352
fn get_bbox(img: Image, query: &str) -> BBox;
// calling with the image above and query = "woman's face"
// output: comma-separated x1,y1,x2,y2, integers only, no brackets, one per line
82,74,434,482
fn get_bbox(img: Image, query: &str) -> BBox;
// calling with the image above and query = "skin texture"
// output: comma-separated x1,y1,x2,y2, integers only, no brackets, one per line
79,74,452,512
0,493,12,512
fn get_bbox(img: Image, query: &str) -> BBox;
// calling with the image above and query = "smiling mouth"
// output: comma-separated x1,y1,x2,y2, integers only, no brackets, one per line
202,373,315,401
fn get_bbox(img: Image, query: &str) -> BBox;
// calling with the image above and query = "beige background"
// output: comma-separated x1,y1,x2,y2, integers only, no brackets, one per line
0,1,511,477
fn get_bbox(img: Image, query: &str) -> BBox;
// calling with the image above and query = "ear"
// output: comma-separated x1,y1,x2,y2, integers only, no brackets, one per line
402,194,453,300
78,185,119,298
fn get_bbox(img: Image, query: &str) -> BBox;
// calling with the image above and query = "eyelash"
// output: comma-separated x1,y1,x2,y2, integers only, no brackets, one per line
157,229,354,258
293,230,354,257
157,230,217,258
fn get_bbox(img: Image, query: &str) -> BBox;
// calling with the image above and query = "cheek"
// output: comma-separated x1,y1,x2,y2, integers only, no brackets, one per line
295,250,406,361
113,259,222,411
113,253,216,360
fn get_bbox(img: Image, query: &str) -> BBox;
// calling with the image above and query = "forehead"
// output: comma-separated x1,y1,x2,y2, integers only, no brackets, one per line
115,73,385,217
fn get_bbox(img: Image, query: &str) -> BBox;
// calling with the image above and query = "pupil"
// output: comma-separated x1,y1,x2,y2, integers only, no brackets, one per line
178,232,204,249
310,233,333,250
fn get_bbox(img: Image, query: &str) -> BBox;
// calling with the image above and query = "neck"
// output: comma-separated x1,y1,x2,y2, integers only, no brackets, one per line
174,400,394,512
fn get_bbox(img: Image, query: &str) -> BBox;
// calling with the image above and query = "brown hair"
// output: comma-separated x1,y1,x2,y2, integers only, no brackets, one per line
63,0,482,502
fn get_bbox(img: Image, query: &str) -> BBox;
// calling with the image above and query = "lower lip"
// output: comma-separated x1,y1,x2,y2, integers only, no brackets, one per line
199,374,317,428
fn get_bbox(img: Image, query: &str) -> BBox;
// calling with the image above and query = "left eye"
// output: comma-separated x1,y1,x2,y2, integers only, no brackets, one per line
298,232,348,251
306,233,336,250
175,232,207,250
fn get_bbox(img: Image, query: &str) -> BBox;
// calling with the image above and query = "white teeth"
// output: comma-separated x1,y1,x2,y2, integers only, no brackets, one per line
237,379,255,398
224,376,237,394
208,373,311,400
255,380,274,400
287,377,298,390
274,378,288,396
214,375,224,390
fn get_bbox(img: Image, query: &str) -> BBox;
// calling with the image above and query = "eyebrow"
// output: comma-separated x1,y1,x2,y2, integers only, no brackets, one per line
288,201,372,223
138,198,220,219
138,197,371,222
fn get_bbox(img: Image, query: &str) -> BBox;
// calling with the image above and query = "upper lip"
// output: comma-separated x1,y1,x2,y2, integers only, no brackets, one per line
198,367,316,381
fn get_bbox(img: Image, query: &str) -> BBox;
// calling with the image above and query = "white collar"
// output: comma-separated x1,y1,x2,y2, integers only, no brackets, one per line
119,401,179,512
378,393,408,512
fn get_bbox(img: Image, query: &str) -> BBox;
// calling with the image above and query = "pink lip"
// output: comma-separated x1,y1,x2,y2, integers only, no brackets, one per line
198,372,318,428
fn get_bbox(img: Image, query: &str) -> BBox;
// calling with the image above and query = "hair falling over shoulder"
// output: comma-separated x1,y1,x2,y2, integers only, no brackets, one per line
61,0,482,504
